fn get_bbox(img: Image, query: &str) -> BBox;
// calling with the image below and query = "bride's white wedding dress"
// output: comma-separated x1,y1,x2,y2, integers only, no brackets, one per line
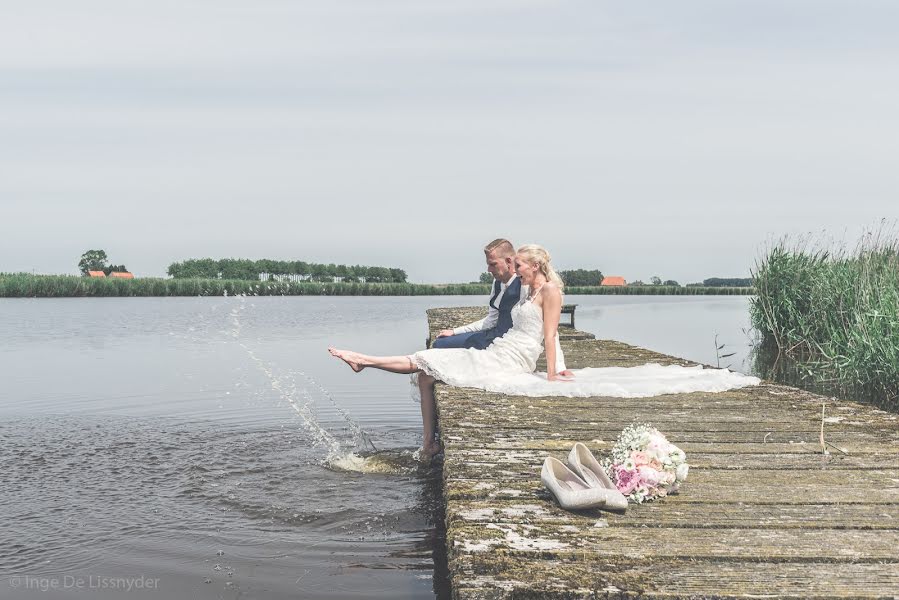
411,295,760,399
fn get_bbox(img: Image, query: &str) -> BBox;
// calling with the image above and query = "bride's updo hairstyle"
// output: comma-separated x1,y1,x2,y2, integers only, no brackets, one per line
516,244,564,290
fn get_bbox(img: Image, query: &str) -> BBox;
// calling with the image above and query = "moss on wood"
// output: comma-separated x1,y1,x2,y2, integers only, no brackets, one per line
427,306,899,599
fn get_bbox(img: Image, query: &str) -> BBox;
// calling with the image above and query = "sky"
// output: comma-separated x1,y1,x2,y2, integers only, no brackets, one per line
1,0,897,284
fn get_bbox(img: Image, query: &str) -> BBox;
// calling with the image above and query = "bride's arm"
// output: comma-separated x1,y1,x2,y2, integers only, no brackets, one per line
541,284,564,380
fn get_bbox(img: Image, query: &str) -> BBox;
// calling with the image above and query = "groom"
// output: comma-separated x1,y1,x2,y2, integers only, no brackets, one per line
433,238,572,375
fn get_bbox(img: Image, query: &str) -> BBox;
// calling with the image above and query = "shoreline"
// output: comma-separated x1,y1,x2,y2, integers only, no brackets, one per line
0,275,753,298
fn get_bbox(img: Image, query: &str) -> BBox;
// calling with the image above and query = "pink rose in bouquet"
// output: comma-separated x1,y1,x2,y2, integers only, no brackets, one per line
602,424,688,504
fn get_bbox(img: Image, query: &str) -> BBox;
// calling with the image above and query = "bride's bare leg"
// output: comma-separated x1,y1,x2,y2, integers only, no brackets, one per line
328,348,419,374
418,373,441,458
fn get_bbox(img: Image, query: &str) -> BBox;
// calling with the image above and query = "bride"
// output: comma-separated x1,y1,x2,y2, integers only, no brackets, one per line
329,244,759,458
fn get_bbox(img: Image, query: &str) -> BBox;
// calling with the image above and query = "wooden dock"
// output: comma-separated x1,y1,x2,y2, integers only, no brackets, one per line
427,307,899,599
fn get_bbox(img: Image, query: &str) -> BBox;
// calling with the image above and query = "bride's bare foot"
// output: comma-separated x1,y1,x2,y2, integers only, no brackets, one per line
328,347,366,372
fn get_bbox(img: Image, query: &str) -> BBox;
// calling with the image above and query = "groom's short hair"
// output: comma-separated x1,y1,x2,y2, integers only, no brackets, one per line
484,238,515,257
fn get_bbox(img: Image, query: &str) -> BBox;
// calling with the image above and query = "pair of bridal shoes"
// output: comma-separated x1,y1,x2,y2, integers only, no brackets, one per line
540,443,628,512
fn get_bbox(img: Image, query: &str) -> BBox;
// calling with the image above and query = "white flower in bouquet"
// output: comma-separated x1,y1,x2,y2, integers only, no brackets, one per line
602,423,689,504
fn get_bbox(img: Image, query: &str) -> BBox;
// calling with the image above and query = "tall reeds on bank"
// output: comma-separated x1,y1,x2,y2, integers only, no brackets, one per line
0,274,753,298
0,274,491,297
750,228,899,411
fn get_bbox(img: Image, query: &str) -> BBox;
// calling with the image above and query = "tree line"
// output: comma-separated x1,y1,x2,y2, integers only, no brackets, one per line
166,258,408,283
479,269,606,286
687,277,752,287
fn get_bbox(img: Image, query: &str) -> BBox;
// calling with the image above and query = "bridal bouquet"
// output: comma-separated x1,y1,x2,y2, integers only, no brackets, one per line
602,424,688,504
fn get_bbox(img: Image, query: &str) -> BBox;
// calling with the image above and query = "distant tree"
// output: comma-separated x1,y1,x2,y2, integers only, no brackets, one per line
479,272,493,284
104,264,129,275
78,249,108,275
631,280,647,286
650,275,662,286
663,279,680,287
559,269,604,287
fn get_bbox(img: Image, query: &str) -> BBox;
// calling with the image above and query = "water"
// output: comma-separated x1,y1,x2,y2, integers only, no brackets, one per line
0,295,754,599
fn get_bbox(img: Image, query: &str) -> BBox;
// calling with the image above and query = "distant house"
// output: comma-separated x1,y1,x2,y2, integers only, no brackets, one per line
88,271,106,278
109,272,134,279
601,276,627,287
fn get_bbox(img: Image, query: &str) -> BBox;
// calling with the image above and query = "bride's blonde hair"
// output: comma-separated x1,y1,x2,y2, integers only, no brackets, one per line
516,244,564,290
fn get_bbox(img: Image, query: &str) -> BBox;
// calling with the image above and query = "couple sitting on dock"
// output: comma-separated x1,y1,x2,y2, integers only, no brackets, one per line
329,239,759,459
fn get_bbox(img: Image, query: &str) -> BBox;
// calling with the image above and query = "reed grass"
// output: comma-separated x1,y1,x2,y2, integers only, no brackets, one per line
565,285,753,295
0,274,491,297
750,227,899,411
0,274,754,298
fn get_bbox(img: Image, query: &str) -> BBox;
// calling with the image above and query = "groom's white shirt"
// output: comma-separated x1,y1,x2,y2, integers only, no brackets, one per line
451,274,567,372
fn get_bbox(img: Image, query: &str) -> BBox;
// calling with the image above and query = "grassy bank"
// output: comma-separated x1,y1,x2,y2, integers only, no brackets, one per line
0,274,754,297
750,231,899,411
565,285,753,295
0,274,491,297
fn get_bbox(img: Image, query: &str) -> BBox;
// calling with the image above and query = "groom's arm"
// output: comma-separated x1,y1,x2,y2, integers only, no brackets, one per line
451,305,499,335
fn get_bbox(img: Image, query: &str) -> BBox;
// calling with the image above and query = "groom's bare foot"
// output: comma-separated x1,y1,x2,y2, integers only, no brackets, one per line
328,347,366,372
417,441,442,463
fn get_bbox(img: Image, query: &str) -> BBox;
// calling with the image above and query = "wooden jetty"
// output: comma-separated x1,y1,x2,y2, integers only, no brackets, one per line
427,307,899,599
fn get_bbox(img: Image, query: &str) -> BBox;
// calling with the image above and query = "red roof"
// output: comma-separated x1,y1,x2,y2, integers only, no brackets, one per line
109,272,134,279
88,271,106,277
601,276,627,286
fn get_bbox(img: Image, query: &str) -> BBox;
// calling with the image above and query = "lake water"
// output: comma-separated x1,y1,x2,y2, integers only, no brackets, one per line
0,295,755,599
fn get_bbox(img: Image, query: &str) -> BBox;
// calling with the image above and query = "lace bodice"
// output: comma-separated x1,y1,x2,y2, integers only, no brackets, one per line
509,300,545,343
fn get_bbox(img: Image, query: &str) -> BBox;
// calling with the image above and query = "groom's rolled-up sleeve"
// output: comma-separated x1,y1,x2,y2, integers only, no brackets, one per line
452,305,499,334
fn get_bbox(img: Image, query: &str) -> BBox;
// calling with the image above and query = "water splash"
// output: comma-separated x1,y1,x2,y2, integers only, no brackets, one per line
328,449,421,475
227,297,377,464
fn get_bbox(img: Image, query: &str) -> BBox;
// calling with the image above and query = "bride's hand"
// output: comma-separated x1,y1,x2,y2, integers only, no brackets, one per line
548,372,574,382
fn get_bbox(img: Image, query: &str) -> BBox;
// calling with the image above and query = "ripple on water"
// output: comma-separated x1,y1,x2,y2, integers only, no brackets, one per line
0,414,440,582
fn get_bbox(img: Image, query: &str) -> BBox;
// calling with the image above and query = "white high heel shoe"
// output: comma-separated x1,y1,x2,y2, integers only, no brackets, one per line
540,457,614,511
567,442,628,512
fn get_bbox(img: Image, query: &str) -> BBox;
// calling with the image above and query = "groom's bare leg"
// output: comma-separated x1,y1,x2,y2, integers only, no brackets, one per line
328,348,419,374
418,373,441,458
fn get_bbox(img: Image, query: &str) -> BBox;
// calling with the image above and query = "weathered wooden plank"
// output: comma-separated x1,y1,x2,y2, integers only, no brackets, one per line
443,447,898,470
440,427,899,446
446,498,899,530
437,398,899,429
446,522,899,560
439,417,897,435
451,557,899,599
444,470,899,504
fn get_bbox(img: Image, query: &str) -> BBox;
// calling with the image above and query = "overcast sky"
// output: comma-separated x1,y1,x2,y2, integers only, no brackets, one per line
1,1,897,283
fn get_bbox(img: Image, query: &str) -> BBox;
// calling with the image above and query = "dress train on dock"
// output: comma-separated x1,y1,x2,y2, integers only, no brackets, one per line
410,300,760,401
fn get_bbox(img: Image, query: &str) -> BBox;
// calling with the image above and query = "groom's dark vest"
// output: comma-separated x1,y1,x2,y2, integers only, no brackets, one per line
463,277,522,350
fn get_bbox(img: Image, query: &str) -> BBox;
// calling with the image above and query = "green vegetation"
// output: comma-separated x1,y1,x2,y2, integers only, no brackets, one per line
77,249,128,276
0,273,753,298
559,269,604,286
0,274,486,297
750,230,899,411
167,258,407,283
688,277,753,287
565,285,752,295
